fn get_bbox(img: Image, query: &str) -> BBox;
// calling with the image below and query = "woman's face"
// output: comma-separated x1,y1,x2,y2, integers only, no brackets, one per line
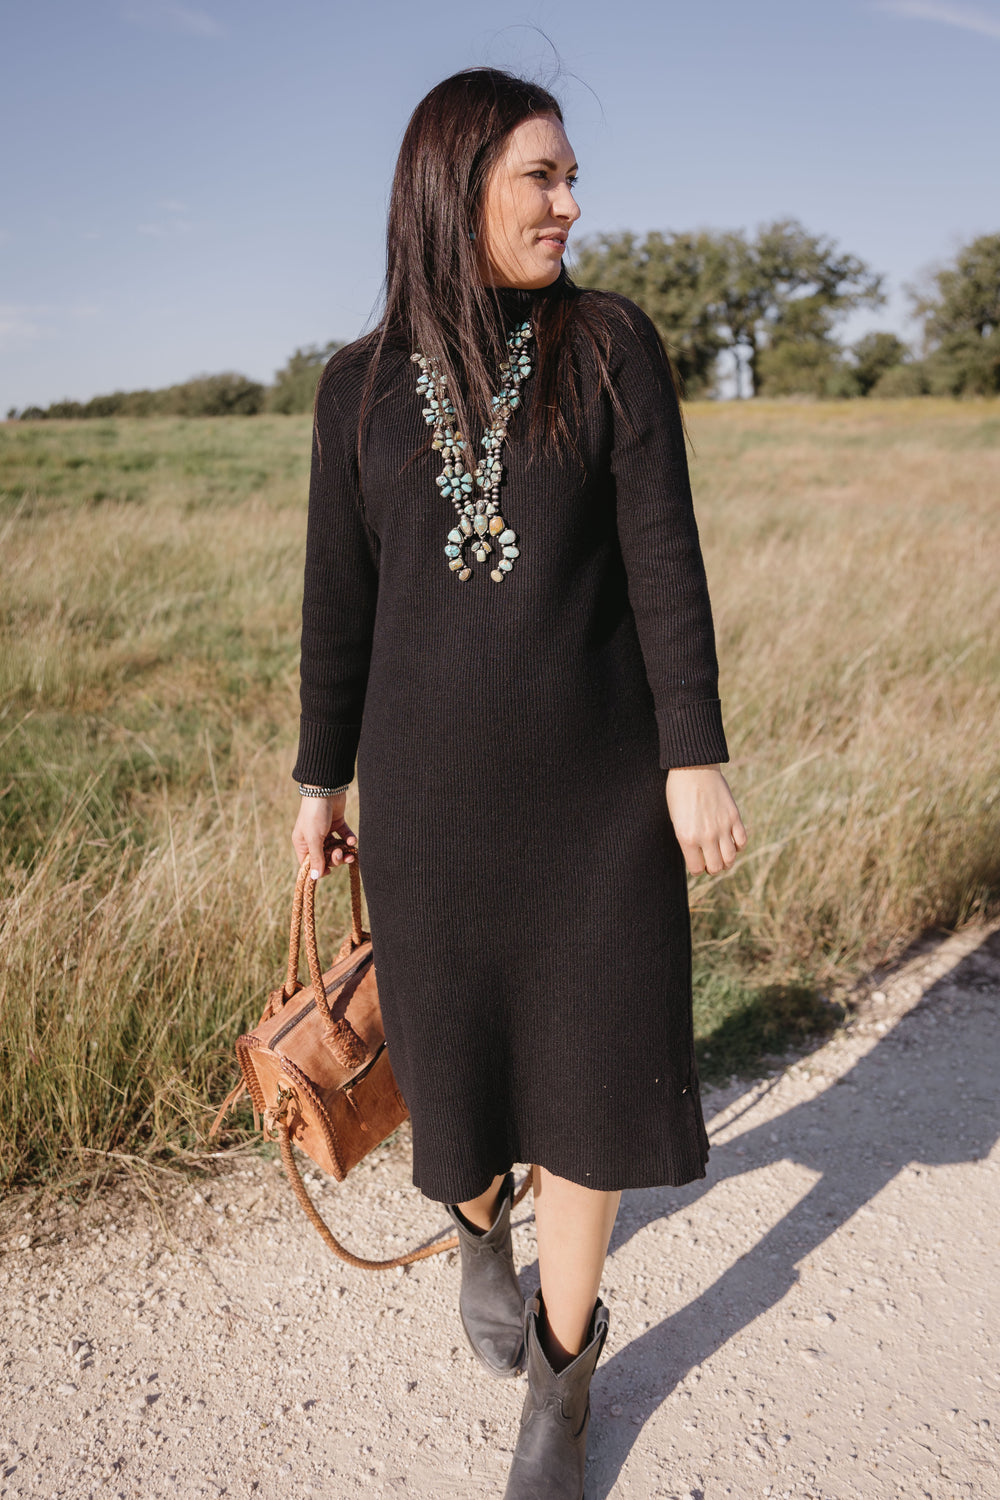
478,113,581,290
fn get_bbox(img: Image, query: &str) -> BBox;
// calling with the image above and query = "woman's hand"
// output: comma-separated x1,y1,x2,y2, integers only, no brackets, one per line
665,765,747,876
291,790,357,879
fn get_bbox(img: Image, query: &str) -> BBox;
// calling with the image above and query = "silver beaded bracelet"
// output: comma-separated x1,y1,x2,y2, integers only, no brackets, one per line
298,782,352,798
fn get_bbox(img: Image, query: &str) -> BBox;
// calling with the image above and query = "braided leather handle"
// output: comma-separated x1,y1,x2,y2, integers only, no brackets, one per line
294,841,370,1069
285,838,365,990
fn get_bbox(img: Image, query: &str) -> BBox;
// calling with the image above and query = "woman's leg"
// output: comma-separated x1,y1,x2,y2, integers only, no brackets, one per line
532,1165,620,1368
455,1172,507,1232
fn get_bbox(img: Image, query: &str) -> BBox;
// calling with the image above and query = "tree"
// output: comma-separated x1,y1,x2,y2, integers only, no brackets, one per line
569,231,727,396
910,233,1000,396
728,220,884,396
754,295,846,398
849,331,910,396
571,220,883,398
870,362,929,398
173,373,265,416
268,341,344,414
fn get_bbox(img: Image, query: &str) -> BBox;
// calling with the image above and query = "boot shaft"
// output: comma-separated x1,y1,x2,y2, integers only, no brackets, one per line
522,1293,609,1428
503,1291,610,1500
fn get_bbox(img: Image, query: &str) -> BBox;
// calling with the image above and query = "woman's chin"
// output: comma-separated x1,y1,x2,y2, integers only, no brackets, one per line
486,257,564,291
522,261,565,289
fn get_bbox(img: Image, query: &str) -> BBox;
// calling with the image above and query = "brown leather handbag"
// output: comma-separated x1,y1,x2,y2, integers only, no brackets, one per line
212,836,472,1269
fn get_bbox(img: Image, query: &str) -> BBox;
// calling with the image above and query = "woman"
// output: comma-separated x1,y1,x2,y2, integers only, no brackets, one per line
291,67,746,1499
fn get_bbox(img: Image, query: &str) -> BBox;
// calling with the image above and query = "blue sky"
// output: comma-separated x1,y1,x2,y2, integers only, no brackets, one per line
2,0,997,411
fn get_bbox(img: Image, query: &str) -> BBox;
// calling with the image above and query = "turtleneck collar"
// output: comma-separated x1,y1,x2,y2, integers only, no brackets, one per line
492,265,568,326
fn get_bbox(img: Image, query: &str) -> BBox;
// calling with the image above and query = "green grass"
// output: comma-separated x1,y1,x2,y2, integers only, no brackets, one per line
2,402,999,1185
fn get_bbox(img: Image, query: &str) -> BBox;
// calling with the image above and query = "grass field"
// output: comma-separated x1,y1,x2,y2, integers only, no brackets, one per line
2,401,998,1188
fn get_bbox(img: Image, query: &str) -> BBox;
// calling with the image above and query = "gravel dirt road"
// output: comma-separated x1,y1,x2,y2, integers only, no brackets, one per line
2,923,998,1499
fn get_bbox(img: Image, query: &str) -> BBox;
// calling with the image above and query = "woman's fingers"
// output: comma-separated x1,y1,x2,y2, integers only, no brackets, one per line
683,827,745,877
679,839,707,876
328,815,358,864
719,829,740,868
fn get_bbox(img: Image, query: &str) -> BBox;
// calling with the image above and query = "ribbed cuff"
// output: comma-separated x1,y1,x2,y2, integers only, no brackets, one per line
655,700,729,770
291,718,362,789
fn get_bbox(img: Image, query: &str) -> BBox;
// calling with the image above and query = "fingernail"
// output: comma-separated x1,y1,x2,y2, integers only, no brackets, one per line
310,869,320,880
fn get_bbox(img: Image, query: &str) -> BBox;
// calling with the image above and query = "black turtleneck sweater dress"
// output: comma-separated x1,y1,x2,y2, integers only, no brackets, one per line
292,282,730,1204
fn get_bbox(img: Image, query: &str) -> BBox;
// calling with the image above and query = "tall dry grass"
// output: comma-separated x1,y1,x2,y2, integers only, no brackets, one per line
0,417,356,1186
693,400,999,980
1,402,998,1187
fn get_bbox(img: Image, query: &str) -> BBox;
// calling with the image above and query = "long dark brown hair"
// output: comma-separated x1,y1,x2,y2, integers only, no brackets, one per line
362,68,626,454
343,67,680,459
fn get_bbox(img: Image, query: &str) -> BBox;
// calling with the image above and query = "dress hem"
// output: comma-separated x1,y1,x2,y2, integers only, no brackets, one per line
411,1144,711,1206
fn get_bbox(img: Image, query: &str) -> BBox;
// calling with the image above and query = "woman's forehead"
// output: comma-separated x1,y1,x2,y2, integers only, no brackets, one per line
503,114,575,164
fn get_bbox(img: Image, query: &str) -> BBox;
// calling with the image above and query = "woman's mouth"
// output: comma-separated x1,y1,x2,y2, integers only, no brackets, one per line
538,233,567,253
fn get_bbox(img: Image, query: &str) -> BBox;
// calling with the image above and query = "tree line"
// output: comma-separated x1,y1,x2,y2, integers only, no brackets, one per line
8,342,344,422
8,226,998,417
572,222,1000,398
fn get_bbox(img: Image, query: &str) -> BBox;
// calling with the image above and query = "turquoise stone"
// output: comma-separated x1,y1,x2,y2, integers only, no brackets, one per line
459,567,472,580
490,568,505,582
459,517,473,535
499,559,513,572
499,529,516,544
474,548,486,562
448,558,464,571
473,515,488,535
445,544,461,557
503,545,519,558
447,528,462,544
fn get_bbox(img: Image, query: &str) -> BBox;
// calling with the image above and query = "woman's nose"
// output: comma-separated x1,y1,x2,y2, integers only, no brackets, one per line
553,182,581,224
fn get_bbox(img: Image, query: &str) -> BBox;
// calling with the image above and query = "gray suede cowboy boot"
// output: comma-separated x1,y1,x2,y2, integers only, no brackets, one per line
444,1171,525,1377
503,1290,610,1500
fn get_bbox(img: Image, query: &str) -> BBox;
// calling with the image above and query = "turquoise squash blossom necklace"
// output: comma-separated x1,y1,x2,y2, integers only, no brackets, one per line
410,318,534,583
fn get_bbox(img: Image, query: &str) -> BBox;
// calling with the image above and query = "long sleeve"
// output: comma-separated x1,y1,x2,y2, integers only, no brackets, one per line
291,366,380,787
606,297,729,770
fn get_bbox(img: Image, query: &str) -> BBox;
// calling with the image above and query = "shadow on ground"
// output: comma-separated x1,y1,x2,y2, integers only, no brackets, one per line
516,929,999,1497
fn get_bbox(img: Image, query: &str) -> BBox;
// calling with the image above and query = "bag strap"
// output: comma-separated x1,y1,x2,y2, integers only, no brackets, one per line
277,1120,533,1271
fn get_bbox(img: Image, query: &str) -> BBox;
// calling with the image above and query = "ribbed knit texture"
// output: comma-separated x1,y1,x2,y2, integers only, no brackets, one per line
293,285,728,1202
